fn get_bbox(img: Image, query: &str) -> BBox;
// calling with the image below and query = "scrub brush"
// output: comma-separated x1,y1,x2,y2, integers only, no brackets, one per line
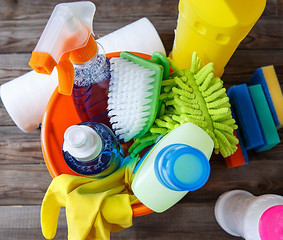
129,52,239,158
107,51,169,142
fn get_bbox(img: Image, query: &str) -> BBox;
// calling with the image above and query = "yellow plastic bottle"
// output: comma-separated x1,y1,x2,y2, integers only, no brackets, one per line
171,0,266,77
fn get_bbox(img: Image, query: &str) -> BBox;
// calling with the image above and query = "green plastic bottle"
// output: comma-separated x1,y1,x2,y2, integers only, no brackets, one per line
131,123,214,213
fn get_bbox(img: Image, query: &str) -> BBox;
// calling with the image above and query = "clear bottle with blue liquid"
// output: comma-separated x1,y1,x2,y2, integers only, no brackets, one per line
62,121,124,178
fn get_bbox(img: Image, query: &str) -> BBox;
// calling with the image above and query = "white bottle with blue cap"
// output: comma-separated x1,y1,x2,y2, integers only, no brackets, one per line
131,122,214,213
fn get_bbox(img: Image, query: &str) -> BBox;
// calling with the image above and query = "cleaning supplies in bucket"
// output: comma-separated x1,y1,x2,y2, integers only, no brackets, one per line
108,51,169,142
28,2,111,127
62,121,124,178
215,190,283,240
131,122,214,213
1,17,166,133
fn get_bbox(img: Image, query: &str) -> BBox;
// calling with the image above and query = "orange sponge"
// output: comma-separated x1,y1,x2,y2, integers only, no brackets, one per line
225,131,247,168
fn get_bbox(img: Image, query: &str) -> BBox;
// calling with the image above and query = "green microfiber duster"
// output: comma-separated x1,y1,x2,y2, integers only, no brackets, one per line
129,52,239,158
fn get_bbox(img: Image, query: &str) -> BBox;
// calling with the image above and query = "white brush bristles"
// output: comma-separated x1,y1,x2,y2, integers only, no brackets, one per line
108,57,155,142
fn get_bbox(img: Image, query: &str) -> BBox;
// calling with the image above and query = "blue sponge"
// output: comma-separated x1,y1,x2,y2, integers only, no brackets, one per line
236,128,249,164
248,84,280,152
227,84,264,151
229,110,249,165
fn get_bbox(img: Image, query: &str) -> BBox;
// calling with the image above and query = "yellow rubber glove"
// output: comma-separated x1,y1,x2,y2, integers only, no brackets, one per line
41,156,139,240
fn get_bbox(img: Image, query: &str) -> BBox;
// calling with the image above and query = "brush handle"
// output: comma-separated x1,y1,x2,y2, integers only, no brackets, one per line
150,52,170,80
120,51,169,80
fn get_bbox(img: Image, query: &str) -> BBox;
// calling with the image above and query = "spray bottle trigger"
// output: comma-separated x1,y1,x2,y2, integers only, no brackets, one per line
56,52,75,96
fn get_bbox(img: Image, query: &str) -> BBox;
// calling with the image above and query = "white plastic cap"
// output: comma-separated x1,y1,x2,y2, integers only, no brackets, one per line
63,125,102,162
34,1,95,63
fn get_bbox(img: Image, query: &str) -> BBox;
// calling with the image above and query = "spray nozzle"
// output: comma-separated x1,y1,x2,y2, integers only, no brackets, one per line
29,1,97,95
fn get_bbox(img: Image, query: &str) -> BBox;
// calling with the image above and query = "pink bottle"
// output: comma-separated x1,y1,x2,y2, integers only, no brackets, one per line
215,190,283,240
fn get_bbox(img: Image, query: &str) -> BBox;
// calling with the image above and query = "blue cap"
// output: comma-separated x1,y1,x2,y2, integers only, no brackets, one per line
154,144,210,191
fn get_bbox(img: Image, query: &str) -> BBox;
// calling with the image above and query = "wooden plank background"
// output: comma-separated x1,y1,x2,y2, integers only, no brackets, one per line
0,0,283,239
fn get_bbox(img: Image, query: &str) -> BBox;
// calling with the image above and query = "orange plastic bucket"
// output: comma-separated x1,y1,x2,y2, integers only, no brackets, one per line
41,52,154,217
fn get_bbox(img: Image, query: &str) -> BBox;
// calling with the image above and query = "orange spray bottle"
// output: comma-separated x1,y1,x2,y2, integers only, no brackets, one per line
29,2,111,127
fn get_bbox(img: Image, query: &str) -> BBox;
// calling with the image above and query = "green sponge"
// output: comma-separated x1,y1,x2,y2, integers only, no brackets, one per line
129,52,238,158
248,84,280,152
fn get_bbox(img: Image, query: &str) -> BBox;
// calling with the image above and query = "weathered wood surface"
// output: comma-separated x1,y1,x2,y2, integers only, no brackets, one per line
0,204,239,240
0,0,283,239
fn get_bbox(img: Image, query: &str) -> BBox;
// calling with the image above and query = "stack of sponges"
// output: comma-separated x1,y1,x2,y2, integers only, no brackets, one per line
249,66,283,129
226,65,281,168
129,52,239,159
